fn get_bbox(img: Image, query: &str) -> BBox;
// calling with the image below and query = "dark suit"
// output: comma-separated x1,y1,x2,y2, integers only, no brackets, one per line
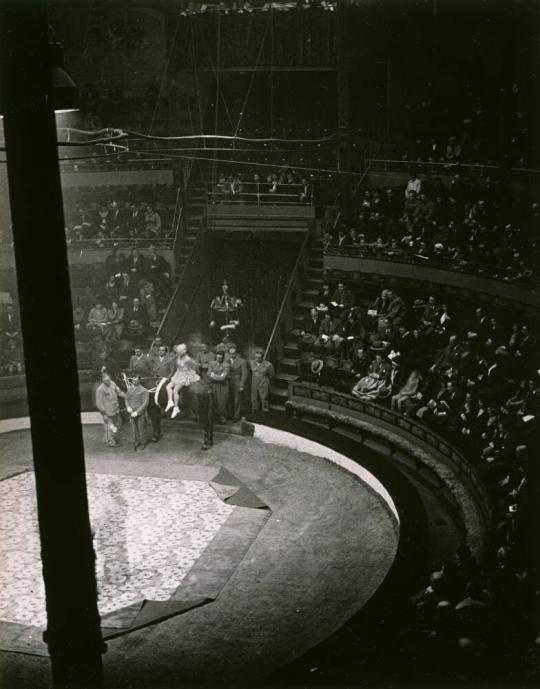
125,210,145,236
303,314,320,336
301,313,321,351
123,304,148,342
1,311,20,338
151,353,175,379
386,295,406,325
227,355,248,421
146,253,170,287
126,255,147,283
330,288,355,320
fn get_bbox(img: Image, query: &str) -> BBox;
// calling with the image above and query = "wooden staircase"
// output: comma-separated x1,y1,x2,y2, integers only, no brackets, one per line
267,239,324,412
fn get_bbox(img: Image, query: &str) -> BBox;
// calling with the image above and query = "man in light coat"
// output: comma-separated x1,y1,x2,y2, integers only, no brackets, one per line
250,350,275,412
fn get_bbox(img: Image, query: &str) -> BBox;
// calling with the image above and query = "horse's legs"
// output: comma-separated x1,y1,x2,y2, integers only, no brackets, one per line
201,391,214,450
148,399,161,441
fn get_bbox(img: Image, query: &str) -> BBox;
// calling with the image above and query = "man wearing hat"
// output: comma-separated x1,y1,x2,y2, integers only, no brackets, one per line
250,350,275,413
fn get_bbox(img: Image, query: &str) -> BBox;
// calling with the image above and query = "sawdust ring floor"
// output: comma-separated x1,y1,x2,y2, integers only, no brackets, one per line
0,421,399,688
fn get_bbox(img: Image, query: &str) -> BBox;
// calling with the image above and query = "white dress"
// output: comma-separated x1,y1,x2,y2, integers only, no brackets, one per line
170,355,200,387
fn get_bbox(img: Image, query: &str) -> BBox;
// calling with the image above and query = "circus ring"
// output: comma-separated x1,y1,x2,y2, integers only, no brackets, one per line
0,412,424,689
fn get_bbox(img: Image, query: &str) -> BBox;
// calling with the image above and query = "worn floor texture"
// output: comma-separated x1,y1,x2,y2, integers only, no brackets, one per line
0,422,398,689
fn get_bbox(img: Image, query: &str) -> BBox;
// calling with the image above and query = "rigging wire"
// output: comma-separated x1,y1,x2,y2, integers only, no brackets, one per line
189,16,205,138
121,130,336,143
0,130,337,152
195,13,235,134
127,149,364,177
269,9,274,146
205,54,235,132
233,9,273,137
148,1,183,136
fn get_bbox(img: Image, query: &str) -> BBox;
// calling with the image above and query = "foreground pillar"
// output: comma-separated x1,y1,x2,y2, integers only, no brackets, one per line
0,2,105,687
336,0,351,225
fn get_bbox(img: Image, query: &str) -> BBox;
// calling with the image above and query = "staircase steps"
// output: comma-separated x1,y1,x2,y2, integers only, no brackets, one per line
287,328,302,343
269,402,286,413
273,372,299,390
283,341,300,358
280,357,300,375
269,387,288,405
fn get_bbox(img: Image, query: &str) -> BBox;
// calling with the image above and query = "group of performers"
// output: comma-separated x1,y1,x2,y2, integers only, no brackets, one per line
95,279,275,449
95,338,275,450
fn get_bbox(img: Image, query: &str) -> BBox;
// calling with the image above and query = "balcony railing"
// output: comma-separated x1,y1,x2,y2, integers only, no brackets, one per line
367,158,540,185
287,381,493,536
206,180,314,206
325,244,540,292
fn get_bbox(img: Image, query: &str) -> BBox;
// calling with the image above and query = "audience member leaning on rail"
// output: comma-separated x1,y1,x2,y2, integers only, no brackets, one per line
323,171,539,285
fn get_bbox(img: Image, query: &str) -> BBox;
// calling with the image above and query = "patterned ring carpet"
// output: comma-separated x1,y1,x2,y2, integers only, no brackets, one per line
0,472,237,628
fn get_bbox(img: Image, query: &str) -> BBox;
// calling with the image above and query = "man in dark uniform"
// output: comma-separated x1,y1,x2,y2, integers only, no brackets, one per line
249,350,275,412
196,343,216,381
227,345,248,422
207,350,230,423
125,373,150,450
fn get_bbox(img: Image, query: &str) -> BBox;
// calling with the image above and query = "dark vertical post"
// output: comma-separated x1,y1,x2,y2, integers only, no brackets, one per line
0,2,104,688
497,7,515,186
336,1,351,225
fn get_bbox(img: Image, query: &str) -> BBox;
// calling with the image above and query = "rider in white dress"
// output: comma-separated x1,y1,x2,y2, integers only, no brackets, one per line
165,344,201,418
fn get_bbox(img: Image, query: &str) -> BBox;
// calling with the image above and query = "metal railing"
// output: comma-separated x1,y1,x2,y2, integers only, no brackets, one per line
325,244,540,291
206,180,314,207
264,229,312,362
64,237,174,250
287,381,493,531
367,158,540,184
